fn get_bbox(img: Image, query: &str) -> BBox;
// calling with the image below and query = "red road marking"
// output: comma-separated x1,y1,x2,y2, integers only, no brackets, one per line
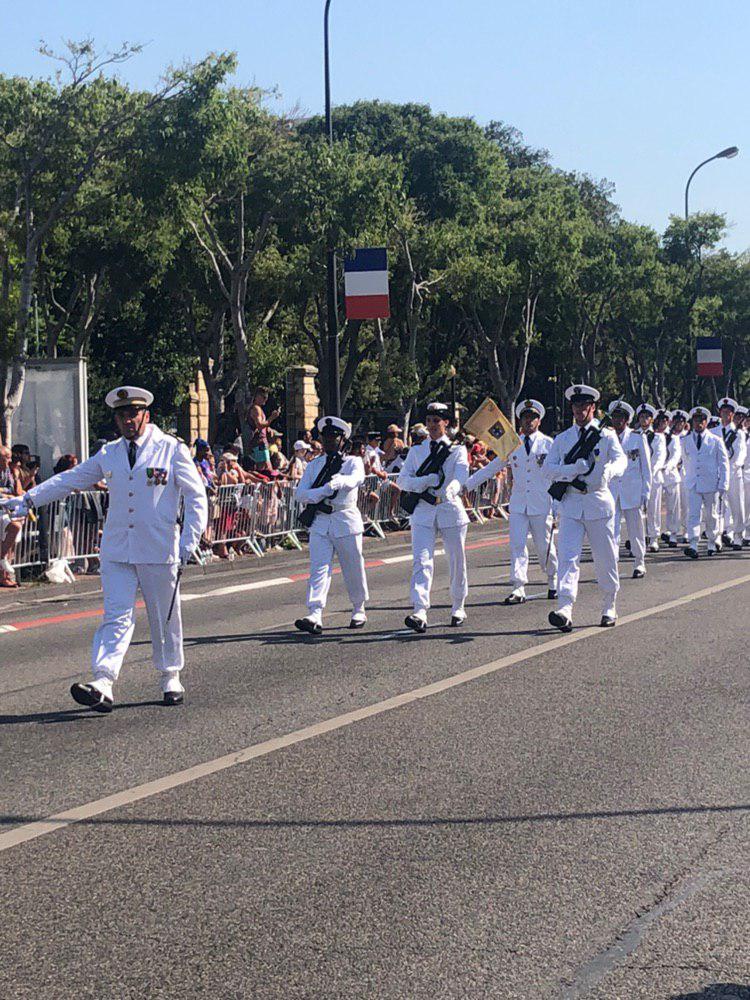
2,533,507,634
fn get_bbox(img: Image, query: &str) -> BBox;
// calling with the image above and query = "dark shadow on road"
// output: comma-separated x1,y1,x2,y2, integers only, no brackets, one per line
0,699,165,726
670,987,750,999
3,801,750,829
183,625,556,648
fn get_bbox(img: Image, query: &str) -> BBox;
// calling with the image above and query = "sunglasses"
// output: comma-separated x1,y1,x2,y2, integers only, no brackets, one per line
116,406,147,418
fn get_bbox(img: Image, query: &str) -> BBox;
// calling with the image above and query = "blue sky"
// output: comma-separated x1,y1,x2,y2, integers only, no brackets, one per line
4,0,749,250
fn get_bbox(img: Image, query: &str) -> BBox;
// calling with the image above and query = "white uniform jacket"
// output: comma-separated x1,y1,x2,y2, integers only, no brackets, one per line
661,432,683,487
296,454,365,538
610,427,652,510
544,422,627,520
711,425,747,481
634,429,667,484
744,431,750,484
397,436,470,528
681,431,730,494
26,425,208,563
465,432,553,516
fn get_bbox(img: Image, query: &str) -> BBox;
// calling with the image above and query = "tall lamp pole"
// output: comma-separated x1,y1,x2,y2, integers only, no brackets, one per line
684,145,738,220
324,0,341,416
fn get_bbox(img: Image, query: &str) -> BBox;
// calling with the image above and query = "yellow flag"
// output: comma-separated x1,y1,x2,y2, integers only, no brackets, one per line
463,398,521,462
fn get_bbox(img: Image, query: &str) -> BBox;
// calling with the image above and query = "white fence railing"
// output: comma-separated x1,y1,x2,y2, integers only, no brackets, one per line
7,468,511,574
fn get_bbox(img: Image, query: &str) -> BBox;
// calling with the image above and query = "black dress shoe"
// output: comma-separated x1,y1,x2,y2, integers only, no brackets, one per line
668,540,677,548
624,540,631,551
349,618,367,629
684,546,699,559
660,532,670,543
548,610,572,633
295,618,323,635
404,614,427,634
721,532,732,548
503,594,526,605
743,539,750,548
163,691,184,706
450,615,466,627
706,548,716,557
599,615,617,628
632,568,645,579
70,683,113,714
732,543,742,551
547,589,558,600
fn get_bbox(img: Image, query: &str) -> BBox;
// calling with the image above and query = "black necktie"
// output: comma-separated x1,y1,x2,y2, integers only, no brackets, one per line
128,440,137,469
430,440,439,454
695,433,702,451
524,436,531,455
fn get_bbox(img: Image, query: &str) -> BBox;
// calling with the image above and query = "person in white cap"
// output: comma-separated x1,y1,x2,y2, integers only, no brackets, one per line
633,404,667,552
294,416,368,634
465,398,558,603
0,386,208,711
682,406,730,558
736,406,750,546
667,410,690,545
289,439,312,482
607,400,651,578
397,401,470,632
653,409,682,548
711,397,746,550
544,385,626,630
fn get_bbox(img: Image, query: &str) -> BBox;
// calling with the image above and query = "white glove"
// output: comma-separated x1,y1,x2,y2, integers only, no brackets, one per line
0,495,30,517
444,482,461,501
421,473,441,490
574,458,592,474
179,543,195,566
327,475,344,493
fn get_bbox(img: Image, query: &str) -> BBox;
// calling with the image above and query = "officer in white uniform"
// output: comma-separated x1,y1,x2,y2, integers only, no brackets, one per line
633,403,667,551
607,400,652,579
1,386,208,711
668,409,690,545
465,398,558,603
682,405,730,558
711,397,746,550
397,402,470,632
655,409,682,547
736,406,750,546
544,385,626,631
295,416,368,635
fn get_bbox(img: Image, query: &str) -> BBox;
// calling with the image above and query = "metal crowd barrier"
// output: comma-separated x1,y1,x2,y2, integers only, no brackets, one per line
6,465,511,574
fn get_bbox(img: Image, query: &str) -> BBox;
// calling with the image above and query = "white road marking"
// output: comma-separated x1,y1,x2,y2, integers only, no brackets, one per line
0,624,18,633
2,571,749,854
380,555,413,565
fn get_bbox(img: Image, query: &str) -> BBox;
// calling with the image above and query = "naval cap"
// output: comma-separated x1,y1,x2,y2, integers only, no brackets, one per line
564,384,600,404
735,405,748,417
689,405,711,420
717,396,738,411
607,399,634,421
515,398,545,420
426,401,450,417
316,415,351,440
635,403,657,418
671,409,689,421
105,385,154,410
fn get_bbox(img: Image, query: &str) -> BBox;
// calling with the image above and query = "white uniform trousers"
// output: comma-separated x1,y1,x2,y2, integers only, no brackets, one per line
93,561,182,682
410,523,468,614
679,481,688,537
686,491,720,550
614,502,646,571
556,514,619,618
744,480,750,540
646,483,662,540
509,512,557,590
307,532,368,616
663,485,682,541
723,479,746,544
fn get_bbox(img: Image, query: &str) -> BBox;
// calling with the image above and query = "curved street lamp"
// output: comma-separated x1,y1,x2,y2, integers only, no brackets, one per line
324,0,341,416
684,146,739,219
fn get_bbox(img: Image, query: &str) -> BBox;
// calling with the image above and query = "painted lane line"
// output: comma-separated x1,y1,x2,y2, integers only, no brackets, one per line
1,570,748,855
0,536,506,635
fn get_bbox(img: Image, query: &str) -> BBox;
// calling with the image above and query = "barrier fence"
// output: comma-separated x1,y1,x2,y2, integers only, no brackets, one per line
7,469,511,575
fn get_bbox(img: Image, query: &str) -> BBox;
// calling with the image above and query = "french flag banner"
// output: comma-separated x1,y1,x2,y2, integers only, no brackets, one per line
344,247,390,320
696,336,723,377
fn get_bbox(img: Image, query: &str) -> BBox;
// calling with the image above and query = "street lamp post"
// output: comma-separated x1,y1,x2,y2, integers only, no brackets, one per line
324,0,341,417
684,145,739,220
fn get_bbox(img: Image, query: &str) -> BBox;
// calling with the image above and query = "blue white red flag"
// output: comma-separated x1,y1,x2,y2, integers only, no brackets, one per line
344,248,390,320
696,337,723,377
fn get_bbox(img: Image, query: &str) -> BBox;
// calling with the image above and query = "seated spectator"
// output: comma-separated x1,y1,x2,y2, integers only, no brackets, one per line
289,440,312,482
365,432,387,479
382,424,405,471
0,445,22,588
12,444,40,492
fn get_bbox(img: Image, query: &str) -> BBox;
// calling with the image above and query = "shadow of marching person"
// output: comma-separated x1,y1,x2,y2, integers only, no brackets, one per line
670,986,750,999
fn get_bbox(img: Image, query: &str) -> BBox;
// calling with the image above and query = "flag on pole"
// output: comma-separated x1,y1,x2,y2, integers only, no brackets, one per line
344,248,390,320
696,337,723,377
463,398,521,463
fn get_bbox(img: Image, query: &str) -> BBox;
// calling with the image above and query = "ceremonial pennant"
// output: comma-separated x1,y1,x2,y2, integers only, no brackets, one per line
344,248,391,320
463,398,521,462
696,336,723,377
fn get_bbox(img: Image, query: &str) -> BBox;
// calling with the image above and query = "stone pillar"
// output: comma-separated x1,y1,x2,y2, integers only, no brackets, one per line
177,369,210,445
285,365,320,443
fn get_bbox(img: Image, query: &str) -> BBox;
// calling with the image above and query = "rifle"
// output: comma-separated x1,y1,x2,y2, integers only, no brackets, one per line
399,441,453,515
298,452,344,528
548,425,602,501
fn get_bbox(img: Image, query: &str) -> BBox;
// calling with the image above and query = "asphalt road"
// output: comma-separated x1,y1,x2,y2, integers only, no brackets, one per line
1,524,749,1000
